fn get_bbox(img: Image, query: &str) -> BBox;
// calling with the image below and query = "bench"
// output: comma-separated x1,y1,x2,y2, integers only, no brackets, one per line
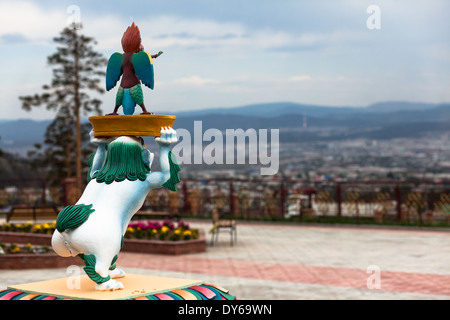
6,206,59,223
133,210,180,221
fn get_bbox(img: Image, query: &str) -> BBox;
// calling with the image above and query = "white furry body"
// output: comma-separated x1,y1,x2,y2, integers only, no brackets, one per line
51,129,177,290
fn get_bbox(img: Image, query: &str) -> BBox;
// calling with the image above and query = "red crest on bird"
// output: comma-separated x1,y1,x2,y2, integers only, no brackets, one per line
121,22,141,53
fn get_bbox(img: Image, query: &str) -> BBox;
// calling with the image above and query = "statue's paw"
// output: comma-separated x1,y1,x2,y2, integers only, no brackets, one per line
109,268,126,279
155,127,177,145
89,129,114,145
95,279,124,291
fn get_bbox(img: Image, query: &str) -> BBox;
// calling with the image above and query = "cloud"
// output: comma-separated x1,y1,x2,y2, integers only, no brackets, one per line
80,12,368,54
0,33,28,44
173,75,219,86
0,1,67,45
75,14,248,52
289,75,312,82
1,0,449,118
0,2,388,53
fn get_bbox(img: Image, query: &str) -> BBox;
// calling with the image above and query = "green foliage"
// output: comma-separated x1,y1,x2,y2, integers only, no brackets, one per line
0,150,45,180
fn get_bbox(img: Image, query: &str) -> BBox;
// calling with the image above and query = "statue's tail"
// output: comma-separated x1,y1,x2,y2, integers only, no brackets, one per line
162,151,181,191
122,89,136,115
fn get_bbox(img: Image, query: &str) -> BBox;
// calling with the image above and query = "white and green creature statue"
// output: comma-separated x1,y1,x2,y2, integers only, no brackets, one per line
51,127,180,291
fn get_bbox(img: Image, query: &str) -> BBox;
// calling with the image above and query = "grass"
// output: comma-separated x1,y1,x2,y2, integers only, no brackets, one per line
179,212,450,229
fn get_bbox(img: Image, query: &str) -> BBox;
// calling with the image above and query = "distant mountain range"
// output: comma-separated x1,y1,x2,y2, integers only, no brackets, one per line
1,101,449,155
170,101,445,118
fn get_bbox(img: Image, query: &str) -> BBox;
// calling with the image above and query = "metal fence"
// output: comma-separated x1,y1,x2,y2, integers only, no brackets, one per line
1,177,449,226
172,179,450,225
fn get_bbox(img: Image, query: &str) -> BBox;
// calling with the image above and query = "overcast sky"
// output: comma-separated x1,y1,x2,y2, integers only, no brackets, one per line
0,0,449,120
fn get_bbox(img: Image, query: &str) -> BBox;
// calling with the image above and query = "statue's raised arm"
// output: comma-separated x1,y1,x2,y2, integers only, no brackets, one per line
146,127,179,190
87,130,115,180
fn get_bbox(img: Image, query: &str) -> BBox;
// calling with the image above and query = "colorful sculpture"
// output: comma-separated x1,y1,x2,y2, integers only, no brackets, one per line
51,128,180,290
105,22,163,116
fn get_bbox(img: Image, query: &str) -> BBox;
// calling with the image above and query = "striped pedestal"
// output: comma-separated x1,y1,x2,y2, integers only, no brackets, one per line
0,274,235,300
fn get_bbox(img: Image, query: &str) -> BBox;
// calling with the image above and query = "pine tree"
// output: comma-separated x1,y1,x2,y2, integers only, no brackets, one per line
28,109,94,184
20,25,106,195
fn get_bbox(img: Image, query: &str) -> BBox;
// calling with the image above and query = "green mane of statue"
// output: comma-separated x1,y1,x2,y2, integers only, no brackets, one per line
56,204,95,233
91,139,150,184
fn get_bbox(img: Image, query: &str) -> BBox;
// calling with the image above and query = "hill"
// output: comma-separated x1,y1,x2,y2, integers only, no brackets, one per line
169,100,448,118
1,101,449,156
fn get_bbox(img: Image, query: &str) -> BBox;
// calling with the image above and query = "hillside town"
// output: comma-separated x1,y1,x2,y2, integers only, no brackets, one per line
180,129,450,183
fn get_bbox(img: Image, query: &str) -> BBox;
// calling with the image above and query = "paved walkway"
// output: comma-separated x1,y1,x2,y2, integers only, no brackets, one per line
1,220,449,300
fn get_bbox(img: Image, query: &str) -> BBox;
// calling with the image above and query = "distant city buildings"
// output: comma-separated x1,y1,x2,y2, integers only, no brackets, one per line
183,130,450,182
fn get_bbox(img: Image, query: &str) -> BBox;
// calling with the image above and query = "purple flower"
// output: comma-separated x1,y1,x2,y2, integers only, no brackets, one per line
128,219,190,231
177,221,190,230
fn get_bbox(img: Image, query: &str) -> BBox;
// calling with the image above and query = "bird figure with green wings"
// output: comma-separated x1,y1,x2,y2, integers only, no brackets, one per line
105,22,163,116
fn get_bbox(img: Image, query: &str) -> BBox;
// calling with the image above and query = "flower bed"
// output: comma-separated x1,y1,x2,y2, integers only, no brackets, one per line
122,220,206,254
0,242,81,269
0,219,206,257
125,220,199,241
0,221,56,234
0,220,200,241
0,242,50,255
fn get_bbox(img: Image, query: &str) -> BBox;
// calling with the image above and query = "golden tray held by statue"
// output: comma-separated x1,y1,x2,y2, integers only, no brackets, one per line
89,114,176,137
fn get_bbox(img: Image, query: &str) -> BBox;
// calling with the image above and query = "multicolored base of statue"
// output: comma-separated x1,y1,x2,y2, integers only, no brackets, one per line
0,274,236,300
51,116,181,291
